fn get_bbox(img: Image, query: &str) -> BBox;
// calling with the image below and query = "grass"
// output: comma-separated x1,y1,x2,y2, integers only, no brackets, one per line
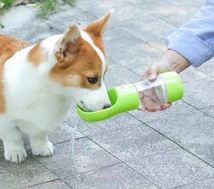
38,0,75,18
0,0,75,28
63,0,75,5
37,0,58,18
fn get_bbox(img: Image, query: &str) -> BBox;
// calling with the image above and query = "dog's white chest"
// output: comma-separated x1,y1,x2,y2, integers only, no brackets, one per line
15,97,71,135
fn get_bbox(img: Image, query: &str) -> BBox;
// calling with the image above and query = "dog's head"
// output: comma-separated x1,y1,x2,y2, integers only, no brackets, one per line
47,11,113,111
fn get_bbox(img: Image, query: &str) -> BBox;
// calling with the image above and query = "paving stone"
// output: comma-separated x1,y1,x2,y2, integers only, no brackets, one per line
67,163,159,189
105,59,140,88
111,5,176,51
0,140,3,158
201,106,214,118
0,6,38,35
49,122,84,145
128,0,205,10
198,58,214,77
128,149,214,189
76,0,202,30
74,0,131,17
147,109,214,167
0,6,57,44
66,110,179,162
184,0,207,8
0,156,57,189
132,0,199,27
46,5,97,33
182,78,214,109
155,6,198,28
104,28,163,76
24,180,71,189
34,138,120,175
175,178,214,189
130,100,196,123
23,21,59,44
179,66,209,84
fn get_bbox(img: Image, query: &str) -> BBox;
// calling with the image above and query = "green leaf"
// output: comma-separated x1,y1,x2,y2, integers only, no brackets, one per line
0,22,5,28
0,0,16,9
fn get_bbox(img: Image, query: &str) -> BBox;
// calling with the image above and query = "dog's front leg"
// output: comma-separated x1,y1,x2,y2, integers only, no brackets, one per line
0,124,27,163
29,133,53,157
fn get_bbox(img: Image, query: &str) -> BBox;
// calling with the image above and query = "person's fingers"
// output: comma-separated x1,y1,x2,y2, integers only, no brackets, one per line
141,64,158,81
138,107,146,111
139,103,172,112
145,108,157,112
145,106,162,112
147,66,158,82
160,103,172,110
143,104,172,112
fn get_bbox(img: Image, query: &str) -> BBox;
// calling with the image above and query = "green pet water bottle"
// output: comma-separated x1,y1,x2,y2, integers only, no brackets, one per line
77,72,183,122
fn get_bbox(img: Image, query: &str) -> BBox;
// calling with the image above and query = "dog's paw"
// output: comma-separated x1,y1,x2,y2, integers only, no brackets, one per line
32,141,53,156
4,148,28,163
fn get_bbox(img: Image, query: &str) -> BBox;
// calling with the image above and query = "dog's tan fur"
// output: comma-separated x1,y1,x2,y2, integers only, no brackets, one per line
0,34,29,113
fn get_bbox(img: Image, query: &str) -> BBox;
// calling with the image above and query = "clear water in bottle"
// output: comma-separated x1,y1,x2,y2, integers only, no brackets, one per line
133,75,168,108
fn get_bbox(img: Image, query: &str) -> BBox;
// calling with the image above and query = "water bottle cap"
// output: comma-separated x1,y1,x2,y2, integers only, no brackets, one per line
76,84,139,122
159,72,183,102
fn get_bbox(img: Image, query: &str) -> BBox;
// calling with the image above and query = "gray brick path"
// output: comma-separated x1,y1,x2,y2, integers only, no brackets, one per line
1,0,214,188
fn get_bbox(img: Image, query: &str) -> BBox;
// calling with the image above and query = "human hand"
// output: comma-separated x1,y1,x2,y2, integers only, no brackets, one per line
140,50,191,112
140,60,172,112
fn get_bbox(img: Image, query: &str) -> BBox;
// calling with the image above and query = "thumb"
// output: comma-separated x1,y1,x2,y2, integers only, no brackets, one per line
147,66,157,82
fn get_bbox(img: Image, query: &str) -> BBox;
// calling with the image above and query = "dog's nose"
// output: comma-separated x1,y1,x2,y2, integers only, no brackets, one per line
103,104,111,109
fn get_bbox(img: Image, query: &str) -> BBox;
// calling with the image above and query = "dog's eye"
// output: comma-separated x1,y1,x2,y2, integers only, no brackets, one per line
87,77,98,84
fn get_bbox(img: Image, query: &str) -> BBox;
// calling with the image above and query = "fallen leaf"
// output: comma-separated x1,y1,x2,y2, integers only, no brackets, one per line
0,2,4,9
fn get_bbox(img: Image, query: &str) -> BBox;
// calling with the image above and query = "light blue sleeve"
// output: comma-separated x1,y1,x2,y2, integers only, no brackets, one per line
166,0,214,67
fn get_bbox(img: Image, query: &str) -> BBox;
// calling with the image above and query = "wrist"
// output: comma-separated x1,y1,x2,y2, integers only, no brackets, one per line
161,50,191,73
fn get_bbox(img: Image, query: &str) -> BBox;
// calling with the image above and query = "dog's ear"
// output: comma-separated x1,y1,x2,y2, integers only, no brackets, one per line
84,9,114,37
56,25,82,58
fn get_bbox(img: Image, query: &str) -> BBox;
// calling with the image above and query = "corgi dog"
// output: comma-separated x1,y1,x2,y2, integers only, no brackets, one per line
0,11,113,163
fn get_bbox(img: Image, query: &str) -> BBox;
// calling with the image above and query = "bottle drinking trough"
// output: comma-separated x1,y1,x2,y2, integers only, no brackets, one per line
77,72,183,122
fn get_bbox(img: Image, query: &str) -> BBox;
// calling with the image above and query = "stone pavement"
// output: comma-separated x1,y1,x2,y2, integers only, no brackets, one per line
1,0,214,188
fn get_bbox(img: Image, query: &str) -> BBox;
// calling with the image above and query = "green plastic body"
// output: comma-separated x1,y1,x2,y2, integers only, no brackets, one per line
159,72,183,102
76,84,139,122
